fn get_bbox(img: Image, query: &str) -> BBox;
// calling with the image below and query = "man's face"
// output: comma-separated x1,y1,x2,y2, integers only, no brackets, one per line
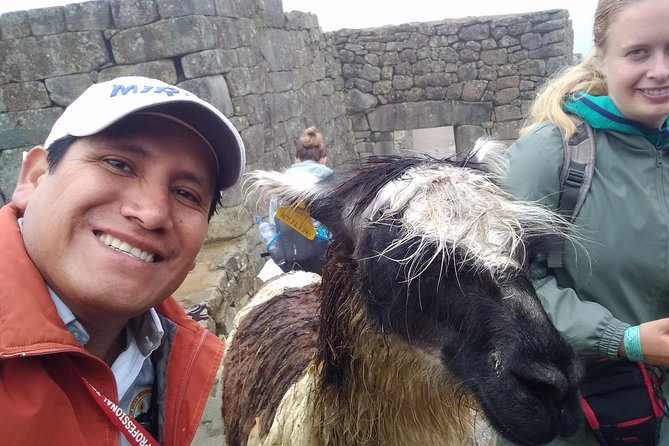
14,114,217,326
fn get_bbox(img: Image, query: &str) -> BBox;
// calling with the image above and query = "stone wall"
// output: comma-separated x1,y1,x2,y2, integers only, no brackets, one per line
0,2,574,443
336,10,573,155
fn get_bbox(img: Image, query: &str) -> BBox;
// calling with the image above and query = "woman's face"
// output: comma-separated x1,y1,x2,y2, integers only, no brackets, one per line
599,0,669,127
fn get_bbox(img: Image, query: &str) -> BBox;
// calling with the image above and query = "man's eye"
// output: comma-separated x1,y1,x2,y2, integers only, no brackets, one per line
175,188,201,204
104,158,132,172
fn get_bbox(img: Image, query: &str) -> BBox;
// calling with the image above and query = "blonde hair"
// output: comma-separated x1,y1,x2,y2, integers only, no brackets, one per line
296,126,326,162
522,0,638,138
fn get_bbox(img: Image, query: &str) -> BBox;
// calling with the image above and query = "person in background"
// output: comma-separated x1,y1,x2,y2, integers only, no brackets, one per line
0,76,245,446
500,0,669,445
262,126,333,274
268,126,333,224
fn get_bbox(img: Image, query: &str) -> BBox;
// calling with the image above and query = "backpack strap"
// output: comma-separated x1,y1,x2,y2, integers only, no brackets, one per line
547,119,596,268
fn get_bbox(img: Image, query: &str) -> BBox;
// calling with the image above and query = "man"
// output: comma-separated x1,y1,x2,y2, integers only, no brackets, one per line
0,76,245,445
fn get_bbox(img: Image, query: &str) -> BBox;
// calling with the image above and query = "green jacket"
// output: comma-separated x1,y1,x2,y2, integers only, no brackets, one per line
499,122,669,445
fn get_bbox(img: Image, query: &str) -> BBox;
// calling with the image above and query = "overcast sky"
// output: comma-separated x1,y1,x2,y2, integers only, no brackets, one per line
0,0,597,55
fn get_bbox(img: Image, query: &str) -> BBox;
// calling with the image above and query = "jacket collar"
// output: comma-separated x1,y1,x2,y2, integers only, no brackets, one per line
0,204,81,357
564,92,669,150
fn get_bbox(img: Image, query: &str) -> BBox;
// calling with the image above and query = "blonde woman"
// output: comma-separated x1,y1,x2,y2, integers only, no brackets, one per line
501,0,669,445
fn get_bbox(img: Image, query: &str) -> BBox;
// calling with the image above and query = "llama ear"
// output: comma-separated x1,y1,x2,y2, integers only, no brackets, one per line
12,146,48,213
244,169,325,209
463,138,508,176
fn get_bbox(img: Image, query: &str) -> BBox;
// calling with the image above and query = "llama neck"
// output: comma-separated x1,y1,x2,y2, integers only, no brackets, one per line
312,297,478,446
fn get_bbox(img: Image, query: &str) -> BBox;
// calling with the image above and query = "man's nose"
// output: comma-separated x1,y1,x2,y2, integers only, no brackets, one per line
120,184,173,231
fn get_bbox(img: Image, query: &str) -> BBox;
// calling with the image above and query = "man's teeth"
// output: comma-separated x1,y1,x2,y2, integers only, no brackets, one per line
97,233,155,263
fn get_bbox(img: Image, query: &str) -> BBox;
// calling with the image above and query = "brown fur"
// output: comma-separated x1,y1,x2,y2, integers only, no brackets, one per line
222,284,320,446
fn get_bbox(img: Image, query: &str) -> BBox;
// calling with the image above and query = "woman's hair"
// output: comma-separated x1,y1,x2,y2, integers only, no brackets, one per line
295,126,326,162
522,0,636,137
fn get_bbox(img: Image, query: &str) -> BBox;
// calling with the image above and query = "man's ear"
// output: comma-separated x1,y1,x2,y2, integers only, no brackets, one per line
12,146,48,212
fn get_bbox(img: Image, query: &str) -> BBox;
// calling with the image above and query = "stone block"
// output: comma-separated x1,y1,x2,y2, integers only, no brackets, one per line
234,47,263,68
206,204,254,241
179,75,234,117
110,0,159,29
347,88,377,113
508,49,529,64
459,23,489,41
226,65,267,97
64,1,112,31
518,59,546,76
258,28,295,71
497,35,520,48
508,22,532,36
456,62,478,81
0,11,30,40
209,17,240,49
111,16,217,64
492,120,522,140
0,146,28,206
520,33,542,50
0,107,63,150
529,42,569,59
97,60,177,83
215,0,255,19
372,140,397,156
45,73,95,107
480,48,508,65
258,0,285,28
367,100,492,132
478,66,497,81
28,6,65,36
352,113,369,131
0,32,110,83
0,81,50,112
494,104,522,122
156,0,216,18
547,56,569,75
454,124,487,154
426,87,446,100
392,75,413,91
462,80,488,101
234,18,259,47
496,75,520,90
183,49,239,78
533,19,565,33
493,87,520,105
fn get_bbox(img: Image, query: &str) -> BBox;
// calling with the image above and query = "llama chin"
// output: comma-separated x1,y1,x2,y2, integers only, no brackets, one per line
225,141,583,446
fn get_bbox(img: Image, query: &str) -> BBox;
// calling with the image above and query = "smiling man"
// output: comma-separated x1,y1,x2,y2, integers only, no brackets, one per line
0,76,245,446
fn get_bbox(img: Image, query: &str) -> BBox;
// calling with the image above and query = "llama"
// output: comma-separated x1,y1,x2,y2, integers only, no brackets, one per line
223,142,583,446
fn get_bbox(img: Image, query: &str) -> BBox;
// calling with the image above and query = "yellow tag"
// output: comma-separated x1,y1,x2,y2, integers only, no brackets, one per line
276,205,316,240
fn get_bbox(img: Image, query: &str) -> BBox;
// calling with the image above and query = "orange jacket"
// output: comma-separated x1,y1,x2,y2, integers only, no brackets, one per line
0,204,224,445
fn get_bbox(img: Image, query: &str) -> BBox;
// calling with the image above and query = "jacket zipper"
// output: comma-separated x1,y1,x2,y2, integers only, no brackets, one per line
657,150,669,289
171,329,210,444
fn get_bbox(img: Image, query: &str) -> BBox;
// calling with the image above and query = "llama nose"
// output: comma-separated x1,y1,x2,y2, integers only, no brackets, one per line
510,362,571,405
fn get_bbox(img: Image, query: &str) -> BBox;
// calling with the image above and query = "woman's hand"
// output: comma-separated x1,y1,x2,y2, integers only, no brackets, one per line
620,318,669,367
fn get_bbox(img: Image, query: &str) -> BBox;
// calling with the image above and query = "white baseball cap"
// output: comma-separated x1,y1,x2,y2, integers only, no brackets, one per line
44,76,245,190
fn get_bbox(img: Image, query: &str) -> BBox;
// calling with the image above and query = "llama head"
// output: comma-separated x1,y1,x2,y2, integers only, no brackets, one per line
246,141,583,445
